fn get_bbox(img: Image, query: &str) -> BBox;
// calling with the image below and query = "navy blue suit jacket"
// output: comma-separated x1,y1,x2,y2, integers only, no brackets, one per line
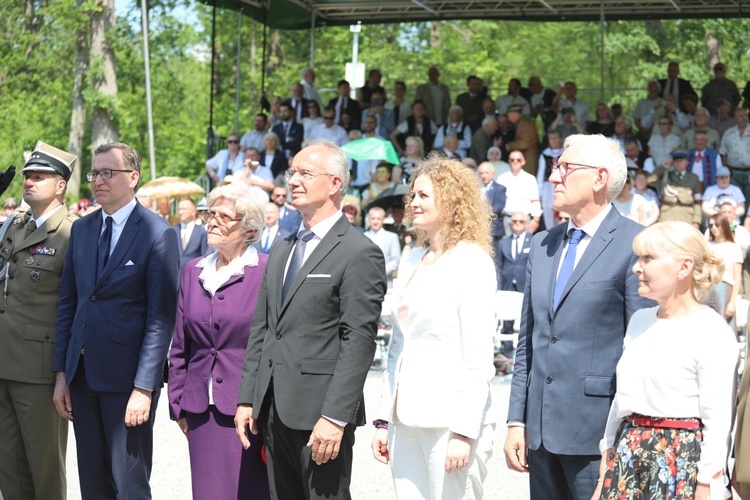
495,232,531,291
254,226,291,254
54,202,180,392
271,121,304,159
174,223,209,271
508,207,654,455
485,182,507,239
277,206,302,234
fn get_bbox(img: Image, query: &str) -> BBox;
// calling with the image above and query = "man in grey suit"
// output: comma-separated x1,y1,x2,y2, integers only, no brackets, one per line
504,134,653,499
235,139,387,499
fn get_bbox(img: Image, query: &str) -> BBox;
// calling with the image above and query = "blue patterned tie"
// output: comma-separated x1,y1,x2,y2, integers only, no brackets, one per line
282,229,314,302
553,229,584,309
97,216,113,281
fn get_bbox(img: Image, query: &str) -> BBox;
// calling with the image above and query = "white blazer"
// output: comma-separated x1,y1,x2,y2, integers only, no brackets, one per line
379,242,497,439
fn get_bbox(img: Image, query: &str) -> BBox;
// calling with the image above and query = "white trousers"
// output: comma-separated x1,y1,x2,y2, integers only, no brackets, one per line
389,423,483,499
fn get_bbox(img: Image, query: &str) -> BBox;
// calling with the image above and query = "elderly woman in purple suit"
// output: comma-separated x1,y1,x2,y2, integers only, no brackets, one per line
169,183,270,499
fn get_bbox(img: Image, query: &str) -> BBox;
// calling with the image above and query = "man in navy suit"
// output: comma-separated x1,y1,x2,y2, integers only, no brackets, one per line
271,102,304,158
271,184,302,234
254,202,290,254
495,212,532,334
478,162,508,241
53,142,179,499
504,134,653,499
175,198,209,271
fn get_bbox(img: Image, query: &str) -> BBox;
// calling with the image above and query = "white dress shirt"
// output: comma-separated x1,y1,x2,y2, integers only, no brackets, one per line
260,224,279,252
364,228,401,278
309,123,349,147
30,203,65,228
239,130,267,152
494,94,531,116
720,125,750,168
496,170,542,217
557,204,612,276
99,198,138,256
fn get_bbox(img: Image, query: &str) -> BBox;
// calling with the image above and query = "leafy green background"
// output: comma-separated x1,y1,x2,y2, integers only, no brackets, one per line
2,0,749,203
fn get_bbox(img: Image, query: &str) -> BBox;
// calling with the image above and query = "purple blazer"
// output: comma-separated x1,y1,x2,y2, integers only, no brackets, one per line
168,251,268,420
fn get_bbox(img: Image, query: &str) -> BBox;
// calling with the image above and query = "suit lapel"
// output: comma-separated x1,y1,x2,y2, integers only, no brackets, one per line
94,204,143,290
546,228,566,317
554,208,619,312
271,233,296,320
279,218,347,316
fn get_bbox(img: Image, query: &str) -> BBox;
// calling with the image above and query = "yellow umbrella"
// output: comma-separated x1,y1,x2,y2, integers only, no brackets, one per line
137,176,206,200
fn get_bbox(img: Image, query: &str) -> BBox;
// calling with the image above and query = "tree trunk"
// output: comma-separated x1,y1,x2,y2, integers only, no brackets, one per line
267,29,281,75
90,0,118,152
705,32,721,72
25,0,36,33
67,0,88,198
429,21,442,50
250,21,257,75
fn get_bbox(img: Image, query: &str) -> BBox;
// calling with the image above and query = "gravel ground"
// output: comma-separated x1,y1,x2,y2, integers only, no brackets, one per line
40,370,528,500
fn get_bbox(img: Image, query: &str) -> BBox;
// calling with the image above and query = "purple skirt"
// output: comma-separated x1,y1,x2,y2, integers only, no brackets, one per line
186,406,270,500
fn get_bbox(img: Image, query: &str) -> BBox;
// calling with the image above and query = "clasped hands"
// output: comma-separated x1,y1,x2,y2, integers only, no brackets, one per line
371,428,472,472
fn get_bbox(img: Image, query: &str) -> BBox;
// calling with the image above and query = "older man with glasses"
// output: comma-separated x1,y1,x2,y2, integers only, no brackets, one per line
54,142,179,499
235,139,386,500
309,106,349,147
497,150,542,235
504,134,654,500
647,115,681,168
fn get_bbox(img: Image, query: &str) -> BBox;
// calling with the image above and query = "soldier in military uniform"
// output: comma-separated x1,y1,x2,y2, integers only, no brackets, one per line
649,150,703,227
0,141,76,500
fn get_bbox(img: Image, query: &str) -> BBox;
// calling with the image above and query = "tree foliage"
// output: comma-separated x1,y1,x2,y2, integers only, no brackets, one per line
0,0,749,203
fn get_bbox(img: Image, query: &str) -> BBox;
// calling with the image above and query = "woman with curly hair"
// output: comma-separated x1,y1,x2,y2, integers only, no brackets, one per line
593,221,739,500
371,154,497,498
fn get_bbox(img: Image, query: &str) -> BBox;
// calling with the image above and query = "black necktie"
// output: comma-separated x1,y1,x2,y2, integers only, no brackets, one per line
97,216,113,280
282,229,314,302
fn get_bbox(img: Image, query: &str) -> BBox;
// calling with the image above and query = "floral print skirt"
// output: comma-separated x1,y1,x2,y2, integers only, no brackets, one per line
600,418,702,499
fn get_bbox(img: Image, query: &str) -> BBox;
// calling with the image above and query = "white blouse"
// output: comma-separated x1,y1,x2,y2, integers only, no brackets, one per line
600,305,739,484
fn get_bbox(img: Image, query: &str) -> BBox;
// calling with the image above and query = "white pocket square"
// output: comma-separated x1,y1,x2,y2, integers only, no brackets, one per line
523,248,530,254
125,260,135,266
307,274,331,278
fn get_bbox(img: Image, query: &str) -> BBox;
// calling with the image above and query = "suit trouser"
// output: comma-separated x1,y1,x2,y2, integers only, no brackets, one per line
388,422,477,499
259,383,354,500
69,358,160,500
528,443,600,500
0,378,67,500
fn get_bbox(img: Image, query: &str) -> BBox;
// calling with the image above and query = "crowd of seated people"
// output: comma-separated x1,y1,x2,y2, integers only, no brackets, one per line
209,62,750,331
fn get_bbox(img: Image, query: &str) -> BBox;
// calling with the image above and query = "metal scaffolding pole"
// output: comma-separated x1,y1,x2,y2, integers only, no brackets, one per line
234,8,243,135
140,0,156,179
